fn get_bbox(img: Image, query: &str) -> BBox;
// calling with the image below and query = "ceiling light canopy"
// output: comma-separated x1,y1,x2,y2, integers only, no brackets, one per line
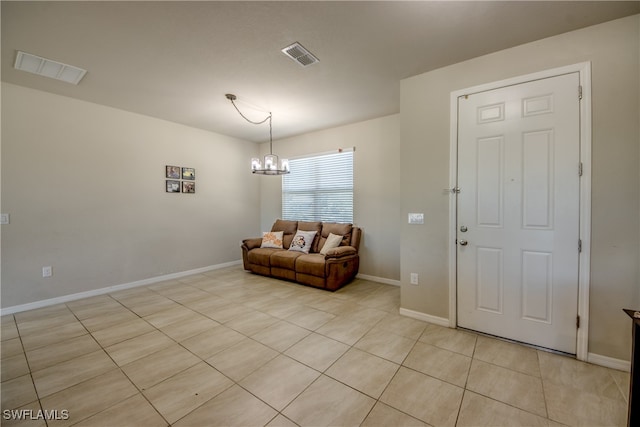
14,51,87,85
225,94,290,176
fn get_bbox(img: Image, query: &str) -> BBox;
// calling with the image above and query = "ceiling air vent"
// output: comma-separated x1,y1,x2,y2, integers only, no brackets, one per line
14,51,87,85
281,42,319,68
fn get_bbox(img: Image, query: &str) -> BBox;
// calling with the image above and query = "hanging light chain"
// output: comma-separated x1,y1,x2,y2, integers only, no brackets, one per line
227,96,271,125
225,93,289,175
226,94,274,153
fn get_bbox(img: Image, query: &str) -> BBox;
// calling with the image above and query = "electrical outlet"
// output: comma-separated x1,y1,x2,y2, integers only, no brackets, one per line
410,273,419,285
42,266,52,278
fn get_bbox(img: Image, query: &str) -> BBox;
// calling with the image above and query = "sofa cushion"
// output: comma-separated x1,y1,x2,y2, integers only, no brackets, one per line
319,223,352,250
288,230,317,254
272,267,297,281
271,219,298,249
248,248,280,267
295,253,326,277
261,231,284,249
297,221,323,253
270,250,304,270
296,273,325,289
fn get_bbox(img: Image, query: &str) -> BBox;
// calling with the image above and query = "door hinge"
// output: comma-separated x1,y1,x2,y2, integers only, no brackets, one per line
577,315,580,329
578,239,582,253
578,85,583,100
579,162,583,177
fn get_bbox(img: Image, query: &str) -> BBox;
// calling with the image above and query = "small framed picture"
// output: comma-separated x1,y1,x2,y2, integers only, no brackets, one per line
182,167,195,180
166,165,181,179
182,181,195,193
166,180,181,193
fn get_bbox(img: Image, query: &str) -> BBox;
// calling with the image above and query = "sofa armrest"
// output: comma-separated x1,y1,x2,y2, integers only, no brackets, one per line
242,238,263,251
324,246,358,259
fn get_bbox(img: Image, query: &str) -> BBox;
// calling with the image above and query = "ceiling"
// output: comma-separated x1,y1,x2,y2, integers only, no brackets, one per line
2,1,639,143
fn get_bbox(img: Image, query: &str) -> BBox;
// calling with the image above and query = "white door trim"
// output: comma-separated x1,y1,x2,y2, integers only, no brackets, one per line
448,62,592,361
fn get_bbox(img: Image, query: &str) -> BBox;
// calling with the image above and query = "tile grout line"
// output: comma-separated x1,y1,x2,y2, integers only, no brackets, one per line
4,268,628,426
59,298,151,426
90,277,337,426
10,313,50,427
165,276,396,425
69,289,227,426
536,349,551,421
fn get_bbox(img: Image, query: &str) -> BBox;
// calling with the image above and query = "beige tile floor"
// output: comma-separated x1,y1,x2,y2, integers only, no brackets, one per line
0,266,631,426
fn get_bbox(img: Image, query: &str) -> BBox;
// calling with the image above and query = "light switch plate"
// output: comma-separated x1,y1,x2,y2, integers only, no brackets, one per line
408,213,424,224
0,214,9,225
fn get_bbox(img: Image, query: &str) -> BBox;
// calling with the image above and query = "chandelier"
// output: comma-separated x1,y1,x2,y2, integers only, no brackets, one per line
225,94,290,175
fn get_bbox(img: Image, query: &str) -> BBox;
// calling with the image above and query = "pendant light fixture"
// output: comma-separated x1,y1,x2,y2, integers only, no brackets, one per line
225,94,290,175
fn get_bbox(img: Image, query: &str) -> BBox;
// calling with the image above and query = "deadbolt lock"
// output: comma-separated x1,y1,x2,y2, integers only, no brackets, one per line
460,226,468,232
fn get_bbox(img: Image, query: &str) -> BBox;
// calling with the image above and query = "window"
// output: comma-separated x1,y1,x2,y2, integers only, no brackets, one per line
282,150,353,223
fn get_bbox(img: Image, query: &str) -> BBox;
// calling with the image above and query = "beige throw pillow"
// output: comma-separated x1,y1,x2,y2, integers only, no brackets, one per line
320,233,343,255
261,231,284,248
288,230,317,254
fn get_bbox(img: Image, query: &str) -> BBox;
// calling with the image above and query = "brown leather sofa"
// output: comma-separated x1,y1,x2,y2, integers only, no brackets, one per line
241,219,361,291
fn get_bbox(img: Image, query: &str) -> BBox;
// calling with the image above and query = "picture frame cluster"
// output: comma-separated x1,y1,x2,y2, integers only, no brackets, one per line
165,165,196,194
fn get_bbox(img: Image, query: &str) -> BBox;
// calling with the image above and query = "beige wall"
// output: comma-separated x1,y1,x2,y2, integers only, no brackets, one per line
2,15,637,363
260,115,401,282
1,83,260,308
400,15,640,360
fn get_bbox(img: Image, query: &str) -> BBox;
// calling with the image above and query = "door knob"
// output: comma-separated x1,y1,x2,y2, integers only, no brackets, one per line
459,239,468,246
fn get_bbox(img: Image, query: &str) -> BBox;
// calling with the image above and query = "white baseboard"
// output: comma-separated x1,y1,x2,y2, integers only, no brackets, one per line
0,260,242,316
356,273,401,287
399,307,450,327
587,352,631,372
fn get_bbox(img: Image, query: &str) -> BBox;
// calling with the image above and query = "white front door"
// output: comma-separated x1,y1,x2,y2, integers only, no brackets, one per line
456,73,580,354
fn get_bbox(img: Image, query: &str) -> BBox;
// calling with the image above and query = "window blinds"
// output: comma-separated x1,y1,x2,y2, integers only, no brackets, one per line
282,150,353,223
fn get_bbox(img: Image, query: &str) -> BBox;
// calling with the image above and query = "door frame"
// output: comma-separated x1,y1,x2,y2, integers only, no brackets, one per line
447,62,592,361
